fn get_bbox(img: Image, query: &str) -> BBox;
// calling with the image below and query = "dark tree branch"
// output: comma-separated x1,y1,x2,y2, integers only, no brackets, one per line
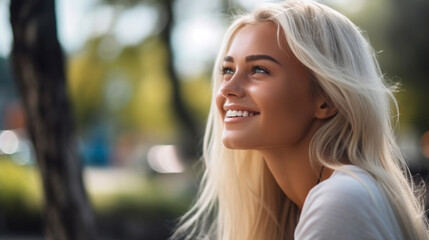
160,0,202,159
10,0,96,239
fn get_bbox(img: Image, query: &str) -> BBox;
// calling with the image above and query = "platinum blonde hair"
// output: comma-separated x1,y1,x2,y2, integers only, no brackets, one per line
172,1,429,239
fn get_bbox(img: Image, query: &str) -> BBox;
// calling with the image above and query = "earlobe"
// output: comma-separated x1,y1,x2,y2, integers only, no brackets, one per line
315,100,338,120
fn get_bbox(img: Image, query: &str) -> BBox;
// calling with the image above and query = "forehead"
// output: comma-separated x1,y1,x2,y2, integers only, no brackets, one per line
226,22,291,59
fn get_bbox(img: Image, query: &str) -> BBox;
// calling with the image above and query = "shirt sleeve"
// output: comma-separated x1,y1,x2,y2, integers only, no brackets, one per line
294,172,402,240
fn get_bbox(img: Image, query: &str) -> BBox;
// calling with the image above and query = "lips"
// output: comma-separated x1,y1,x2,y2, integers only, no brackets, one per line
222,104,260,121
225,109,260,118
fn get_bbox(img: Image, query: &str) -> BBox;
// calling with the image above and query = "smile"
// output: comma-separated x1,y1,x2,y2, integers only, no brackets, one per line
225,109,260,118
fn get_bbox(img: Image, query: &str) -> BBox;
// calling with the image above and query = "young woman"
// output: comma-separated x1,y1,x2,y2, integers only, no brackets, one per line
172,1,429,239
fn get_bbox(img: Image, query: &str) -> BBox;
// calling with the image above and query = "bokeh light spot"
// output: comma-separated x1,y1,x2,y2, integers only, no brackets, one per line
147,145,184,173
0,130,19,154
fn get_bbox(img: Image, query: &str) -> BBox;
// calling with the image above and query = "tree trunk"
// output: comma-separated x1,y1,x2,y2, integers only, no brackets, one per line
160,0,202,159
9,0,96,239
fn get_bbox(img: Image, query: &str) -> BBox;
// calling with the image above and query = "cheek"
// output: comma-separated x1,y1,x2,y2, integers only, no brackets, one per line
215,91,226,118
257,88,315,143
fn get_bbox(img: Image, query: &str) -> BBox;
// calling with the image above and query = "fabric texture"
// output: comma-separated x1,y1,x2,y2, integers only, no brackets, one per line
294,165,404,240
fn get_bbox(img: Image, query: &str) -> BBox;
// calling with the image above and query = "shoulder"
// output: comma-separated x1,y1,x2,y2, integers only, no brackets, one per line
309,165,376,206
295,165,403,240
300,165,378,224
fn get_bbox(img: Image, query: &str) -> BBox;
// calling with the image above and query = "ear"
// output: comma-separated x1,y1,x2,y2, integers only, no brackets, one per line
315,96,338,120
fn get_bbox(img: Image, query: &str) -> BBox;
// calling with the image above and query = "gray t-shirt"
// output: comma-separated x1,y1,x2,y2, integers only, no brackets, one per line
294,165,404,240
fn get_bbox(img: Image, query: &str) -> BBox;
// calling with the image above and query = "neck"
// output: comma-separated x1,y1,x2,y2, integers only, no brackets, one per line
259,149,314,209
257,125,333,209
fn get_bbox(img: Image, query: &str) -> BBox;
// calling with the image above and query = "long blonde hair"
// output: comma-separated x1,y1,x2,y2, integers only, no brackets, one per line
171,1,429,239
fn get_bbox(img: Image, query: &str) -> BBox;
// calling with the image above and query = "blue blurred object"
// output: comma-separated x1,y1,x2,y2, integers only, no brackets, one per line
80,124,110,166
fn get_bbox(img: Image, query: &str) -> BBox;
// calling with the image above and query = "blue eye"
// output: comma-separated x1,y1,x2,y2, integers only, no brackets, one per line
252,66,269,74
221,67,234,75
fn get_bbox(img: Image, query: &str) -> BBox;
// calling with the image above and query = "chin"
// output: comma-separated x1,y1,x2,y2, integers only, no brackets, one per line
222,137,252,150
222,139,237,149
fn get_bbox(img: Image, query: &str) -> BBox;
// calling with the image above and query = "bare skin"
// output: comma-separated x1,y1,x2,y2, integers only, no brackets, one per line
216,22,337,209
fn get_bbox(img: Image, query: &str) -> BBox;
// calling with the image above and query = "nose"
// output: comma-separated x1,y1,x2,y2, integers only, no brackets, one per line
219,74,245,99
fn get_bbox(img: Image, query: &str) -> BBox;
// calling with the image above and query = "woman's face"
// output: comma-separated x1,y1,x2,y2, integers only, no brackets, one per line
216,22,321,150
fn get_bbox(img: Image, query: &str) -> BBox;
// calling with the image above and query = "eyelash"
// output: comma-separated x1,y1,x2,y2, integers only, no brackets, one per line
221,67,234,75
251,65,269,74
220,66,270,76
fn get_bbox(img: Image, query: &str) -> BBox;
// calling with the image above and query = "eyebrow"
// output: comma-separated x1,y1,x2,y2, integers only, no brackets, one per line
223,55,281,65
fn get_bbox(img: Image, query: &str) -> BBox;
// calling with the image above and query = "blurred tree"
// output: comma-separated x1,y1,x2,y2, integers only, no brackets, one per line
89,0,203,159
222,0,242,16
159,0,201,158
9,0,96,239
0,57,17,128
387,0,429,133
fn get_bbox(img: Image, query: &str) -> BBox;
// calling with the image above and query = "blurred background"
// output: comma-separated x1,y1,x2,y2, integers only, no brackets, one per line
0,0,428,239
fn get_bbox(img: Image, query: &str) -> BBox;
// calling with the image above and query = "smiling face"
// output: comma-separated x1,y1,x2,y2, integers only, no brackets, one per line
216,22,323,150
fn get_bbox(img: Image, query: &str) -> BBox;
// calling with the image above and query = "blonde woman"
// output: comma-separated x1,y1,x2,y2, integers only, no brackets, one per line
172,1,429,239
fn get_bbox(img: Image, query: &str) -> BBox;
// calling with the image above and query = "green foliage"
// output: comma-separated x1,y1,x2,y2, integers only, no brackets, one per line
126,38,178,139
67,37,108,128
181,75,212,127
88,175,191,216
395,83,419,132
67,35,211,142
0,158,43,214
0,157,191,217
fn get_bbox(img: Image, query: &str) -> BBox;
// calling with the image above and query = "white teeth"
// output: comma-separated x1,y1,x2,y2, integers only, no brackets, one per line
225,110,258,118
